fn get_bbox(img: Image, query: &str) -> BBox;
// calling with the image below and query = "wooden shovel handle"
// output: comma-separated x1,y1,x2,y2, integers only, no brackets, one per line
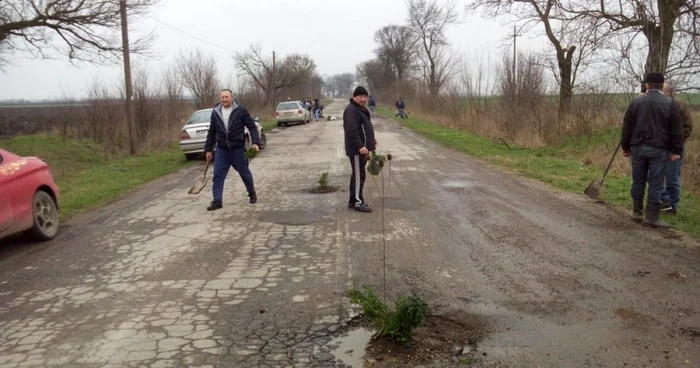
203,159,210,178
600,141,621,184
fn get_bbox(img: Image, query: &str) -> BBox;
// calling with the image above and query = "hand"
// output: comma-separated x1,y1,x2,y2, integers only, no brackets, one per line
206,152,213,161
359,147,369,155
253,144,260,152
670,154,680,162
622,150,631,157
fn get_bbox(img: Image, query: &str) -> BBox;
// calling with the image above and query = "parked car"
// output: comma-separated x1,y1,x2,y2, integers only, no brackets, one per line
0,149,60,241
275,101,310,127
179,108,267,161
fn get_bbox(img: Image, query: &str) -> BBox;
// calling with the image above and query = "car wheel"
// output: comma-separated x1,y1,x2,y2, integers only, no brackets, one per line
259,133,267,149
185,153,198,161
25,190,59,241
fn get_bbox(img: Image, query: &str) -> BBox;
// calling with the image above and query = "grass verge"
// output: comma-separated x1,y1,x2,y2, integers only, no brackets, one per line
1,134,194,221
376,106,700,238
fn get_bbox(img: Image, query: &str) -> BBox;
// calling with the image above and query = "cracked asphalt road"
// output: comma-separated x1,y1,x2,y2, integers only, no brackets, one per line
1,99,699,368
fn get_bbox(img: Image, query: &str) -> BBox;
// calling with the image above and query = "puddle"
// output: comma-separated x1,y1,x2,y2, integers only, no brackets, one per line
327,327,373,367
441,179,478,192
381,197,421,211
257,211,326,226
614,308,655,327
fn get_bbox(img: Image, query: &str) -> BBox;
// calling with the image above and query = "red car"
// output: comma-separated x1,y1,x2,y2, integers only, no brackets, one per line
0,148,60,241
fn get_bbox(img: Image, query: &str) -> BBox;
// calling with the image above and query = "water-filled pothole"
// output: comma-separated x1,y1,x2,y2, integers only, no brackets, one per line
321,327,373,367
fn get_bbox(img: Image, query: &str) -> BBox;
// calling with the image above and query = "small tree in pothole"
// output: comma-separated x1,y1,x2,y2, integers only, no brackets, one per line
311,171,338,194
347,151,429,342
347,283,427,342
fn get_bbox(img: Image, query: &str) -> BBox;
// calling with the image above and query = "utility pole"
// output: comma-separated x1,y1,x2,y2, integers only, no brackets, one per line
120,0,137,155
272,50,276,115
509,26,521,79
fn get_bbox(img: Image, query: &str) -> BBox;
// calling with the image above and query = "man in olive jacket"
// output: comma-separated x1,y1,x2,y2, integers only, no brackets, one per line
343,86,376,213
621,73,684,228
660,80,693,215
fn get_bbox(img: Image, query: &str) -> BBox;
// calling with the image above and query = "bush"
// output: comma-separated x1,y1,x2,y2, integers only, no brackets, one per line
347,284,427,342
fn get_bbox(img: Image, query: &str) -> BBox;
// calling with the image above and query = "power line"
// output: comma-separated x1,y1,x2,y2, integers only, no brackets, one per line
146,15,236,54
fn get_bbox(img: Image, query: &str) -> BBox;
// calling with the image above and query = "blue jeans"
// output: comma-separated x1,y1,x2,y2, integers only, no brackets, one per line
631,145,669,204
212,146,255,203
661,151,683,210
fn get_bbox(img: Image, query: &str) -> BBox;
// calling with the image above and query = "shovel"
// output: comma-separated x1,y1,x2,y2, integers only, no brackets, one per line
188,159,210,194
584,141,621,200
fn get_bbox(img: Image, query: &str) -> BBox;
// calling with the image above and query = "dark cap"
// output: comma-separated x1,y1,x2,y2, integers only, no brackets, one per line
644,72,664,84
353,86,369,97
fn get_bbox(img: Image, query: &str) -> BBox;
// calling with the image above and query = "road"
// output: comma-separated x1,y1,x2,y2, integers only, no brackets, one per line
0,99,698,368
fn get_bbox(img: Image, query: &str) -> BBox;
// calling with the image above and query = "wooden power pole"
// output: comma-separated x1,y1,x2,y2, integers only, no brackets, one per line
510,26,521,79
120,0,138,155
272,50,276,115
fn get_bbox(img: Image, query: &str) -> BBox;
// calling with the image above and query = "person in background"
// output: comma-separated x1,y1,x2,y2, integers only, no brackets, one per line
620,73,683,228
368,95,376,118
343,86,376,213
394,97,407,119
313,98,321,121
660,80,693,215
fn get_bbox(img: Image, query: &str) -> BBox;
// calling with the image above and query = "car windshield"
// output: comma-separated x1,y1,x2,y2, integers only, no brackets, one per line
277,102,299,111
186,110,212,125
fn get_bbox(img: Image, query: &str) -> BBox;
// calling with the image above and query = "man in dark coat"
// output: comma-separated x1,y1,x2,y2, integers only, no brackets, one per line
343,86,376,213
204,89,260,211
621,73,684,228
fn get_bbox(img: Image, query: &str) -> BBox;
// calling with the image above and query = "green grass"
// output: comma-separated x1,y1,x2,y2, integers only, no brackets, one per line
1,134,193,221
376,106,700,238
260,119,277,132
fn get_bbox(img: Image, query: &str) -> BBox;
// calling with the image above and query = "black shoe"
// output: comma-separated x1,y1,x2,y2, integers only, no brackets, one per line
348,202,355,209
249,192,257,204
660,202,673,212
632,200,643,223
643,202,671,229
354,203,372,213
207,201,222,211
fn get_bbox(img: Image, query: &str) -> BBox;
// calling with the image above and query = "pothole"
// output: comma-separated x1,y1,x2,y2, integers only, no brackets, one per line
257,211,326,226
308,185,340,194
313,327,373,367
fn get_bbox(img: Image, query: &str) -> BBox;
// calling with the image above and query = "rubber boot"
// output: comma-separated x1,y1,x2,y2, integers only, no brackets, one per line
632,200,643,223
643,202,671,229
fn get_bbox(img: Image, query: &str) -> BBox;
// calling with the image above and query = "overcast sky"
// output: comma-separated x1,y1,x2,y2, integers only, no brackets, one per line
0,0,549,100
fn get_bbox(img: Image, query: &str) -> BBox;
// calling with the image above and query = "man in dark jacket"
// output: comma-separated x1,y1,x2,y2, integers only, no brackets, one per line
344,86,376,213
621,73,684,228
660,80,693,214
368,95,376,118
204,89,260,211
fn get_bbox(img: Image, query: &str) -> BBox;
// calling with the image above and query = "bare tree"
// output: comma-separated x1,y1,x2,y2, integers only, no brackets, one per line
175,48,221,109
356,59,396,98
564,0,700,90
234,44,317,105
0,0,158,69
374,25,419,81
327,73,355,97
468,0,605,117
406,0,461,98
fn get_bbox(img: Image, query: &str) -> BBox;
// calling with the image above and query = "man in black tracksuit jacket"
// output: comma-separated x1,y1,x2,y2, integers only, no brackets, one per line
344,86,376,213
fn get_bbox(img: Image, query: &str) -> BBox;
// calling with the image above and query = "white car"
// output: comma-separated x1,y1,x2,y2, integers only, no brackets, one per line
179,108,267,161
